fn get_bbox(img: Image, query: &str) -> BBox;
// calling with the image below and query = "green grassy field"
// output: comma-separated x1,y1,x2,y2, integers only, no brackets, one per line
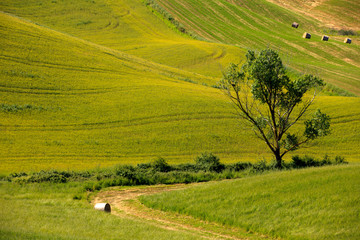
0,0,359,239
0,182,202,240
0,0,244,80
141,164,360,240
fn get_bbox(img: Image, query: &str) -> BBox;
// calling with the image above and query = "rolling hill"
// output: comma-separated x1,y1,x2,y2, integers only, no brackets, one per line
1,1,359,240
0,0,359,174
153,0,360,95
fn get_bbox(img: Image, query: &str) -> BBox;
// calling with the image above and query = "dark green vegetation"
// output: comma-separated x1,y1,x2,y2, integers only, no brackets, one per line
141,164,360,240
4,154,346,192
221,49,331,168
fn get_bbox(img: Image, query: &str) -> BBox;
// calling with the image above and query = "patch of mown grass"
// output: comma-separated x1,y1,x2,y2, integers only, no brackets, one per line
141,164,360,240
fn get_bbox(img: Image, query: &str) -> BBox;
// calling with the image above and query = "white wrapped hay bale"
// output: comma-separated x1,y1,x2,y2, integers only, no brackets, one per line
321,35,329,41
94,203,111,213
344,38,352,44
303,32,311,39
292,22,299,28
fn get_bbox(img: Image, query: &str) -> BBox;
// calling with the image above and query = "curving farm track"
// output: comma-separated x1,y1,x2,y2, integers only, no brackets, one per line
93,185,275,240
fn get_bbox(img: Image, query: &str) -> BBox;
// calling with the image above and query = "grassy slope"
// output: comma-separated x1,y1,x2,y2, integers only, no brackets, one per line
0,0,244,80
0,0,359,174
155,0,360,95
141,165,360,240
0,11,239,172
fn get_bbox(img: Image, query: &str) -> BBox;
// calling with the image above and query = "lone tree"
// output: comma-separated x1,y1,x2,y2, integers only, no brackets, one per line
220,49,330,168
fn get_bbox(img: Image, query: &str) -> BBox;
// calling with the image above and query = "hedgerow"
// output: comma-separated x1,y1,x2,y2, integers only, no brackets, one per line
4,154,347,191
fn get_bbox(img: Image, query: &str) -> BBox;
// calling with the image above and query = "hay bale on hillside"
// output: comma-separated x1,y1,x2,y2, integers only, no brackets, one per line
292,22,299,28
321,35,329,41
344,38,352,44
303,32,311,39
94,203,111,213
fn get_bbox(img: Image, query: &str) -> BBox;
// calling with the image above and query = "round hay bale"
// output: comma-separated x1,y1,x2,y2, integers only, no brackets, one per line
303,32,311,39
344,38,352,44
292,22,299,28
321,35,329,41
94,203,111,213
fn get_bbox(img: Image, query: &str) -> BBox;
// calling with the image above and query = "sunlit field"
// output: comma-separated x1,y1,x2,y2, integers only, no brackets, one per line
154,0,360,95
1,0,359,239
0,0,359,174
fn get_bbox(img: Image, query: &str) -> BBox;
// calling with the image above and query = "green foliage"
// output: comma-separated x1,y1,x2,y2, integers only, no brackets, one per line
304,109,331,139
290,154,347,168
5,154,347,193
143,0,200,40
324,28,359,36
282,133,299,151
247,49,324,109
0,103,45,113
221,48,331,168
195,152,225,172
152,157,172,172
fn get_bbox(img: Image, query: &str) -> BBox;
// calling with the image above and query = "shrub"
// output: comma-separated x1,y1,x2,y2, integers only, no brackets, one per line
291,155,315,168
338,29,356,36
152,157,172,172
335,155,347,164
251,160,269,172
195,152,225,172
290,155,344,168
7,154,346,191
226,162,252,171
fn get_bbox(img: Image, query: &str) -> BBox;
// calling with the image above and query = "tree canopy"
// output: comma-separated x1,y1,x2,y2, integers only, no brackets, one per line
220,48,331,168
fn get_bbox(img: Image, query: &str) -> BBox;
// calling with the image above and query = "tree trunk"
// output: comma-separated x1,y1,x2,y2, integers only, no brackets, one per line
274,149,282,169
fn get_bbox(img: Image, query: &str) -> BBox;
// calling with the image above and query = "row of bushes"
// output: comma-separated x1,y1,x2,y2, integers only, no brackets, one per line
5,153,347,190
323,28,359,36
0,103,46,113
143,0,201,40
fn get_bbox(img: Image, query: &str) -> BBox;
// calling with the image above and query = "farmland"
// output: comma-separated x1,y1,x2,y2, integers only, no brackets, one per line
154,0,360,94
0,0,359,239
0,0,359,173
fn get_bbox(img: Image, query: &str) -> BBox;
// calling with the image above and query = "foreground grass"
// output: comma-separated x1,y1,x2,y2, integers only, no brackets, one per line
0,182,201,240
141,165,360,240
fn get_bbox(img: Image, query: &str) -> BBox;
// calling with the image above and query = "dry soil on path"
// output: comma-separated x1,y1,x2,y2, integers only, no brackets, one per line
93,184,274,240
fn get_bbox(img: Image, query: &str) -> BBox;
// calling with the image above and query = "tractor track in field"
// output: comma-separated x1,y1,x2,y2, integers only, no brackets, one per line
93,185,275,240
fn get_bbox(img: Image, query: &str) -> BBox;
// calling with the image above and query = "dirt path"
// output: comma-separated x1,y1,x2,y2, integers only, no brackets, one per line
92,184,270,240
